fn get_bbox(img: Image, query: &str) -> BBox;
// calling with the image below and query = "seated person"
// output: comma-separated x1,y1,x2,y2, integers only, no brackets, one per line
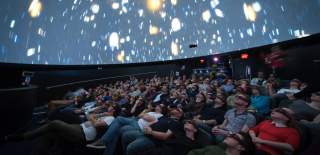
222,79,235,94
283,91,320,121
126,96,146,117
140,120,203,155
227,86,246,107
250,71,266,86
269,79,301,108
188,132,255,155
98,104,166,155
212,94,256,143
249,108,300,155
5,104,119,154
300,114,320,155
250,86,270,117
121,107,185,155
193,96,228,133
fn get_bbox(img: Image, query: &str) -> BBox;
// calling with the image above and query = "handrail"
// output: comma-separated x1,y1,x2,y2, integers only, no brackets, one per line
46,72,157,89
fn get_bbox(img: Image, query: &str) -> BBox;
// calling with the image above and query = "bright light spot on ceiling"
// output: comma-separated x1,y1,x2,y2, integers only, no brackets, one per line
171,41,179,56
112,2,120,10
202,10,211,23
146,0,163,12
149,25,159,35
109,32,120,50
214,8,224,18
243,3,257,22
90,4,100,14
28,0,43,18
171,18,181,32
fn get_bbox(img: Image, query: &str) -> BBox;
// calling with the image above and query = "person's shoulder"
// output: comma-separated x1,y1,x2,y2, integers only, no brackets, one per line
246,112,256,119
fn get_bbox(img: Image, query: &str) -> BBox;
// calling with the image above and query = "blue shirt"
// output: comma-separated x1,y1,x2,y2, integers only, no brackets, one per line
222,84,234,93
250,95,270,116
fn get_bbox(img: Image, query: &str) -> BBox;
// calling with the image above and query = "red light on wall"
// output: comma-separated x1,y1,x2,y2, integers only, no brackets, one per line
200,59,205,64
241,53,249,59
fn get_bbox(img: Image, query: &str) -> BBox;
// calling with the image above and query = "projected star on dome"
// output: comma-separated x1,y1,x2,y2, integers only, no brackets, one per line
28,0,42,18
146,0,163,12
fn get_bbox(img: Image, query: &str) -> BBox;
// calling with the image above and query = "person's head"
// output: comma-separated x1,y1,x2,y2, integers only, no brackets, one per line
223,132,255,155
147,103,155,111
74,95,82,103
183,120,198,134
214,96,226,107
271,108,296,128
196,92,206,104
290,79,301,89
257,72,264,78
234,94,250,109
204,78,210,84
161,86,169,94
191,84,199,92
169,107,184,120
251,85,261,96
108,104,120,117
311,91,320,103
171,90,179,98
226,79,233,85
155,104,167,115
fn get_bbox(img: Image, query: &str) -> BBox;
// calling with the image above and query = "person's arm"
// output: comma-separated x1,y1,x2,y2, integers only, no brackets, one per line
89,115,107,127
144,126,173,141
254,138,295,152
217,119,228,129
202,119,217,125
141,113,157,122
130,102,139,114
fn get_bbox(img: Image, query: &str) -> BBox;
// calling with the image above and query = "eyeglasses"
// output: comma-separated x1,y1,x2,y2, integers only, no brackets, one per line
272,108,291,119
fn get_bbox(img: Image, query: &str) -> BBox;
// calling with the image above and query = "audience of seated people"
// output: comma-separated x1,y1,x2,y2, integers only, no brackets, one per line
4,73,320,155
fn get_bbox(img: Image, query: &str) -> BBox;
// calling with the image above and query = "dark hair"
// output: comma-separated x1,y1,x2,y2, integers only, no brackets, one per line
272,108,297,128
238,132,255,155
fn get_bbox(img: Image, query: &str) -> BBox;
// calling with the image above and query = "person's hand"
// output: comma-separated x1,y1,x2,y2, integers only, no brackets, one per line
251,136,264,144
211,128,228,135
193,118,202,124
143,126,153,135
74,109,82,114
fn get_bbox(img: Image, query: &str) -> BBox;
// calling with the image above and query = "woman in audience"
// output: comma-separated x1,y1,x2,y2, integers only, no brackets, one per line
188,132,255,155
249,108,300,155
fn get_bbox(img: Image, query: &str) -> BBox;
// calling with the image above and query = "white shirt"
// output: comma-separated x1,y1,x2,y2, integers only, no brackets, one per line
80,116,114,141
277,88,300,94
153,93,163,103
138,112,163,130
